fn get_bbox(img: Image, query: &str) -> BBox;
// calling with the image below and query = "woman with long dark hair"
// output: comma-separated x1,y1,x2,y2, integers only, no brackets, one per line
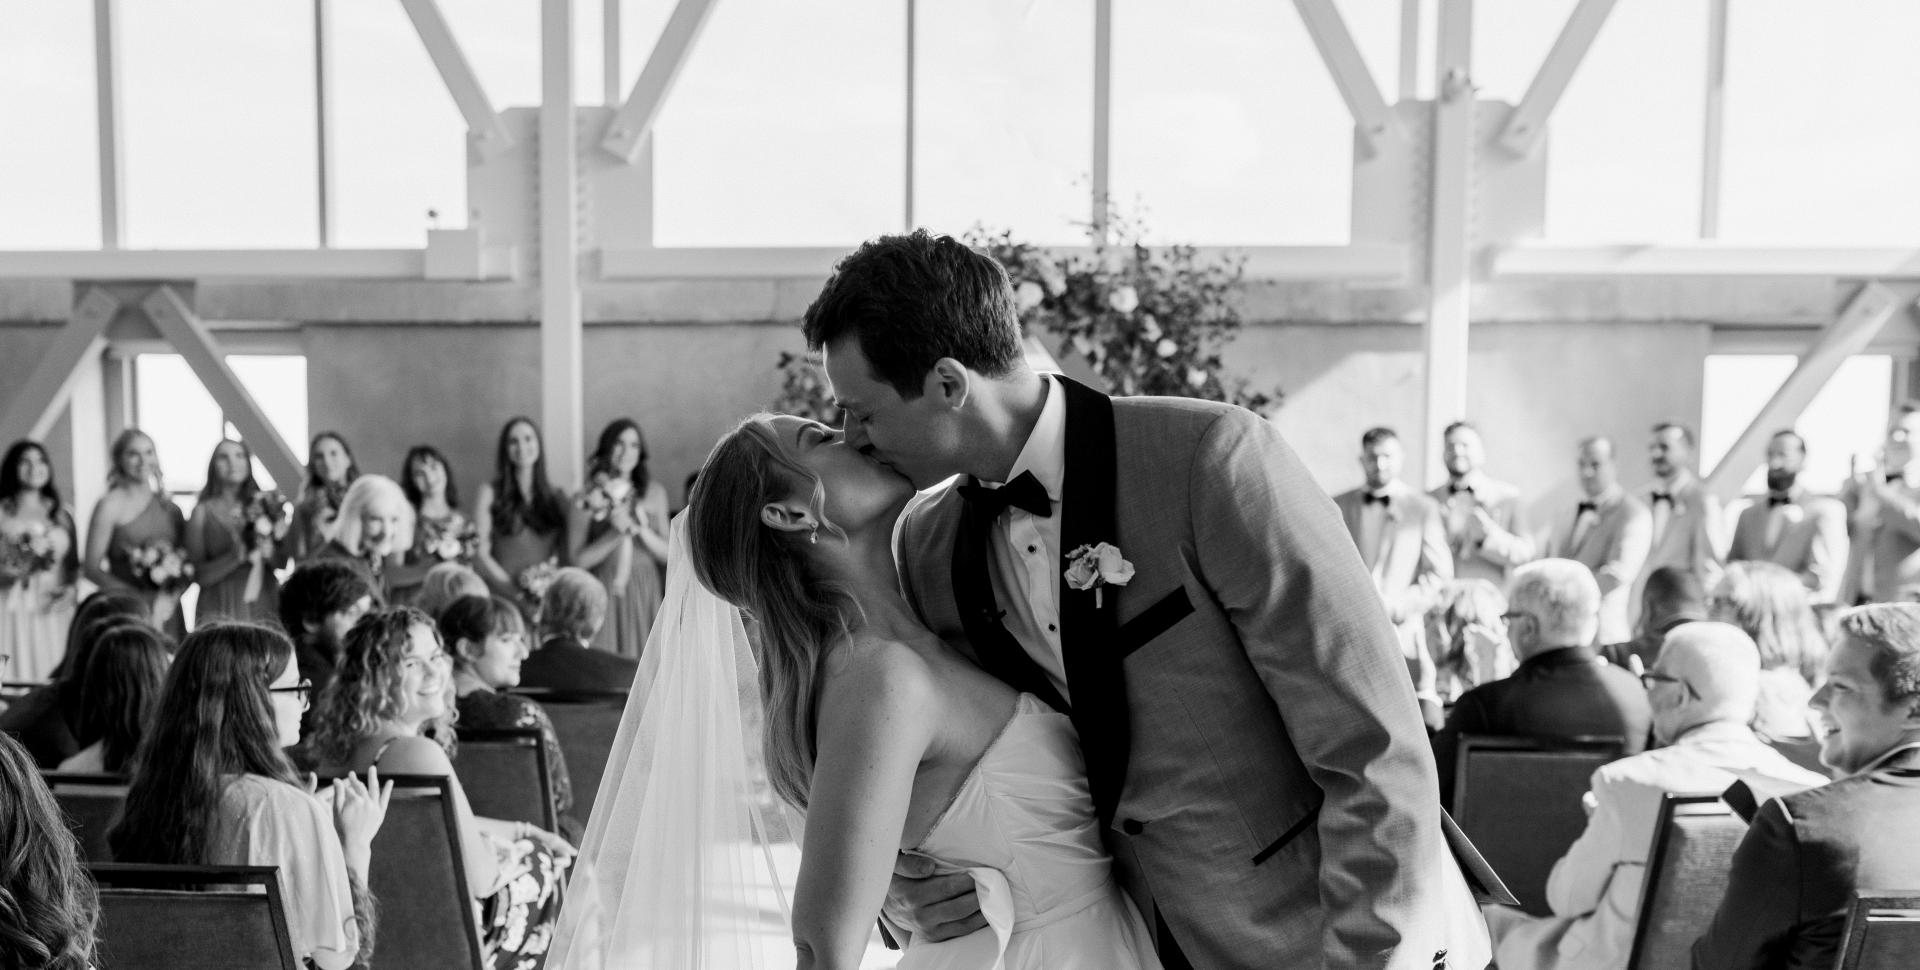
287,432,360,563
83,428,187,638
57,622,170,773
110,622,385,970
473,417,568,612
0,591,149,767
399,444,470,593
567,418,668,659
187,439,283,624
0,731,97,969
0,439,81,682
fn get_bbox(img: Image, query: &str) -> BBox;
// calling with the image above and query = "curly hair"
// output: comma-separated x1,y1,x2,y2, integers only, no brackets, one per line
0,732,97,970
311,607,455,766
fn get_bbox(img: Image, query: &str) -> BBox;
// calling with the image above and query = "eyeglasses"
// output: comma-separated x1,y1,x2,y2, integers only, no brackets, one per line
269,679,314,709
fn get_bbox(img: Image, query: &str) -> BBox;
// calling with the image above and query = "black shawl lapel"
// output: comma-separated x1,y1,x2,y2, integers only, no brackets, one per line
950,488,1072,716
1055,376,1129,826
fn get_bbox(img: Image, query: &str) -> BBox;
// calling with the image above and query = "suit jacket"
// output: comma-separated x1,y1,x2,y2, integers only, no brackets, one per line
1636,473,1726,621
1546,488,1653,644
896,378,1488,970
1430,475,1534,585
1839,479,1920,604
1728,491,1847,604
1488,722,1826,970
1432,645,1652,805
1693,745,1920,970
517,635,639,694
1333,481,1453,626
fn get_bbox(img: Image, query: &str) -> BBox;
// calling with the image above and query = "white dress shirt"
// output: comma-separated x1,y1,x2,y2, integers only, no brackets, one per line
980,375,1071,704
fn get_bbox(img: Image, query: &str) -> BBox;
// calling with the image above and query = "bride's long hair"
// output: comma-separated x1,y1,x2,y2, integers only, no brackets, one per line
686,415,859,810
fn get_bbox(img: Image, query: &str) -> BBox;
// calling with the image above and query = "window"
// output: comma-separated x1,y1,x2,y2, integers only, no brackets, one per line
1700,354,1892,496
0,0,99,248
133,353,309,499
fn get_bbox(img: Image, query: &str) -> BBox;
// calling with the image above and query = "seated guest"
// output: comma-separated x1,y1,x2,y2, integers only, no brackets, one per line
416,561,489,621
110,623,381,970
1730,431,1847,604
1694,603,1920,970
59,622,171,773
311,607,571,969
1547,437,1653,644
1712,561,1828,746
1484,622,1826,970
278,560,374,742
1,593,150,767
310,474,418,605
520,566,638,692
1427,579,1518,704
1434,558,1653,803
0,731,98,970
1602,565,1707,672
440,594,576,838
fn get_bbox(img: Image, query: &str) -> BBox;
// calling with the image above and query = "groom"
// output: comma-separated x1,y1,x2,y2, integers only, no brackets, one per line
804,231,1489,970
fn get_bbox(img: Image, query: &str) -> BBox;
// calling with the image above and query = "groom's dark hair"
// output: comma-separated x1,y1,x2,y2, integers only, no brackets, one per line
802,229,1024,398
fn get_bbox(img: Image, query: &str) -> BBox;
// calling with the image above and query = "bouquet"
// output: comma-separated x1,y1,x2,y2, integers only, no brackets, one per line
517,557,560,606
245,491,292,554
0,522,59,588
126,539,194,592
575,473,634,523
420,511,480,564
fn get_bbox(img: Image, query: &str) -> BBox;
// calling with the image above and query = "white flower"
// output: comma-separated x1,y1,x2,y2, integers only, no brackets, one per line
1140,314,1162,341
1064,542,1133,607
1064,555,1099,591
1092,543,1135,585
1187,367,1208,388
1071,334,1096,357
1107,285,1140,314
1037,261,1067,296
1015,280,1045,311
1156,338,1178,358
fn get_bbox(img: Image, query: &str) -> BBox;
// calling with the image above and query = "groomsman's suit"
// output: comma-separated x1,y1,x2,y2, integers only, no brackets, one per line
1633,471,1725,624
1547,487,1653,644
1430,474,1533,585
1334,480,1453,700
1840,477,1920,603
1728,489,1847,604
897,375,1489,970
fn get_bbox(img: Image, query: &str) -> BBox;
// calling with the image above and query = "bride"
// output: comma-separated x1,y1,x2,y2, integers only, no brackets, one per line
549,412,1160,970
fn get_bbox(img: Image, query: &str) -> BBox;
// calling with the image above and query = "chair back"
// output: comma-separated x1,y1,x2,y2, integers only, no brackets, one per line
1453,735,1625,915
1837,890,1920,970
517,688,627,818
357,773,485,970
90,862,298,970
1625,794,1748,970
454,727,556,832
44,771,129,862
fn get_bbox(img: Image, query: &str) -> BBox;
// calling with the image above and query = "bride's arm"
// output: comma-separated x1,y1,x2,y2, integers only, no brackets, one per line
792,649,940,970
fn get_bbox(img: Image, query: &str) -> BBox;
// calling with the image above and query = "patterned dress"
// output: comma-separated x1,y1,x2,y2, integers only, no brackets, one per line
456,688,577,839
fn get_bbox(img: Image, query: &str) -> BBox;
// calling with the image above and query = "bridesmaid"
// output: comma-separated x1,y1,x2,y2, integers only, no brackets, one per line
286,432,359,563
0,441,80,683
83,429,187,639
186,440,283,624
401,445,470,572
310,475,415,606
473,418,567,614
567,419,667,660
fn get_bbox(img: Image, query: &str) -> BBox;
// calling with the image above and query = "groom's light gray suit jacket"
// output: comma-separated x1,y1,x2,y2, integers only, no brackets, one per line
896,378,1485,970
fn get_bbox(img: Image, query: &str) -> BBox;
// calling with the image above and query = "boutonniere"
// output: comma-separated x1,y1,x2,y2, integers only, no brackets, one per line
1781,505,1805,523
1064,542,1134,608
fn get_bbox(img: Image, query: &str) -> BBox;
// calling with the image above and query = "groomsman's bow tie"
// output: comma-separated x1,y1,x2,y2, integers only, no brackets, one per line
1888,473,1905,485
1448,483,1474,495
958,471,1052,519
1576,501,1597,516
1364,491,1393,506
1768,494,1793,507
1650,491,1674,505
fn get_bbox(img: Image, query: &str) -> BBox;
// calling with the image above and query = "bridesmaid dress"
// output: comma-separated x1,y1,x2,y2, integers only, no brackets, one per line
490,517,562,609
0,503,78,683
586,482,665,661
193,499,280,625
107,493,188,639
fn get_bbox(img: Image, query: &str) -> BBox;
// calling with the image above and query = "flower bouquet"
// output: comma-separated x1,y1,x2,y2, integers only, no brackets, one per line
242,491,291,603
0,522,59,589
575,473,633,523
421,511,480,564
126,539,194,592
517,557,560,606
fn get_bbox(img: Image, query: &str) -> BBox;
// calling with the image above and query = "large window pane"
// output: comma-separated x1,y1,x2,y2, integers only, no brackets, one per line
136,354,309,495
1719,0,1920,244
916,0,1091,244
122,0,317,248
0,0,99,248
331,1,467,246
654,0,903,246
1701,354,1892,496
1471,0,1578,103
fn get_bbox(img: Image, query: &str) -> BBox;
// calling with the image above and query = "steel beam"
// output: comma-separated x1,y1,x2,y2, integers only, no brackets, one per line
598,0,721,164
1291,0,1402,159
314,0,338,247
1092,0,1113,237
0,249,427,279
1421,0,1474,490
541,0,584,491
1700,0,1729,238
1496,0,1618,158
1494,245,1920,279
142,287,306,490
1705,282,1902,501
94,0,125,249
603,0,622,105
0,288,119,445
397,0,515,158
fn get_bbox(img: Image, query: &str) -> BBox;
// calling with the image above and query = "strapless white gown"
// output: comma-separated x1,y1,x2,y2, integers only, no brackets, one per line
898,694,1163,970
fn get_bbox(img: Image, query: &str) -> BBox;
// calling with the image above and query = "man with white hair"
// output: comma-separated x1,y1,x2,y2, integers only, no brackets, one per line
1432,559,1652,802
1484,622,1827,970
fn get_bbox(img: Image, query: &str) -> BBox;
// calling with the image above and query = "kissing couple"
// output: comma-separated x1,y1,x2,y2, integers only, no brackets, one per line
551,231,1492,970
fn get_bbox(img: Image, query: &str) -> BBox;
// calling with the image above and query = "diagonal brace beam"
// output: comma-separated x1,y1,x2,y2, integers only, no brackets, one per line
599,0,721,164
0,288,119,445
1705,282,1901,502
141,287,307,491
398,0,515,158
1291,0,1403,159
1496,0,1618,157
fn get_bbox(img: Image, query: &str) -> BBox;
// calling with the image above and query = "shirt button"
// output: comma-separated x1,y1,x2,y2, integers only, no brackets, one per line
1027,544,1036,553
1047,624,1057,633
1121,819,1145,835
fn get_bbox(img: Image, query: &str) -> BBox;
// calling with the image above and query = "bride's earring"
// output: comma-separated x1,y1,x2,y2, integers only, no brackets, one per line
808,524,819,545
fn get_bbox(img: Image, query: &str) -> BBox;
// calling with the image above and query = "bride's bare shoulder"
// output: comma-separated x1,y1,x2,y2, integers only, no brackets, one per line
816,635,941,721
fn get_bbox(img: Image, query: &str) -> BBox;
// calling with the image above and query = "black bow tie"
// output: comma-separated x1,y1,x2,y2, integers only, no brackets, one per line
1576,501,1597,516
1768,494,1793,507
1651,492,1674,505
1364,491,1392,507
958,470,1052,519
1888,473,1905,486
1448,483,1474,496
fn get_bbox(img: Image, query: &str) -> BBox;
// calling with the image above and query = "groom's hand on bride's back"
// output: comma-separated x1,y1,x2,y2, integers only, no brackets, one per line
883,852,986,944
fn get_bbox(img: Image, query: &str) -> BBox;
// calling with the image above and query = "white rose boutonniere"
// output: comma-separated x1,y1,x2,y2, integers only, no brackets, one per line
1064,542,1134,608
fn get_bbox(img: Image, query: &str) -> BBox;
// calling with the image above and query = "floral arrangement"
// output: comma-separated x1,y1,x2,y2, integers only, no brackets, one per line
0,523,59,588
1064,542,1134,609
420,511,480,564
575,472,635,524
126,539,194,592
517,558,560,605
771,351,844,427
245,491,292,555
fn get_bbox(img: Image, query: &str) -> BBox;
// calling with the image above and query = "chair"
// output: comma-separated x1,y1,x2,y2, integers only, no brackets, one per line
1453,735,1625,916
516,688,628,819
356,773,486,970
454,727,556,832
43,771,129,863
90,862,298,970
1836,890,1920,970
1624,793,1748,970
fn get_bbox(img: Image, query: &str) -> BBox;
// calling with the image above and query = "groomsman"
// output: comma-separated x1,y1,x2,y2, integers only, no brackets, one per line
1334,427,1453,720
1841,405,1920,603
1634,422,1726,621
1430,421,1533,585
1548,437,1652,644
1728,430,1847,604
